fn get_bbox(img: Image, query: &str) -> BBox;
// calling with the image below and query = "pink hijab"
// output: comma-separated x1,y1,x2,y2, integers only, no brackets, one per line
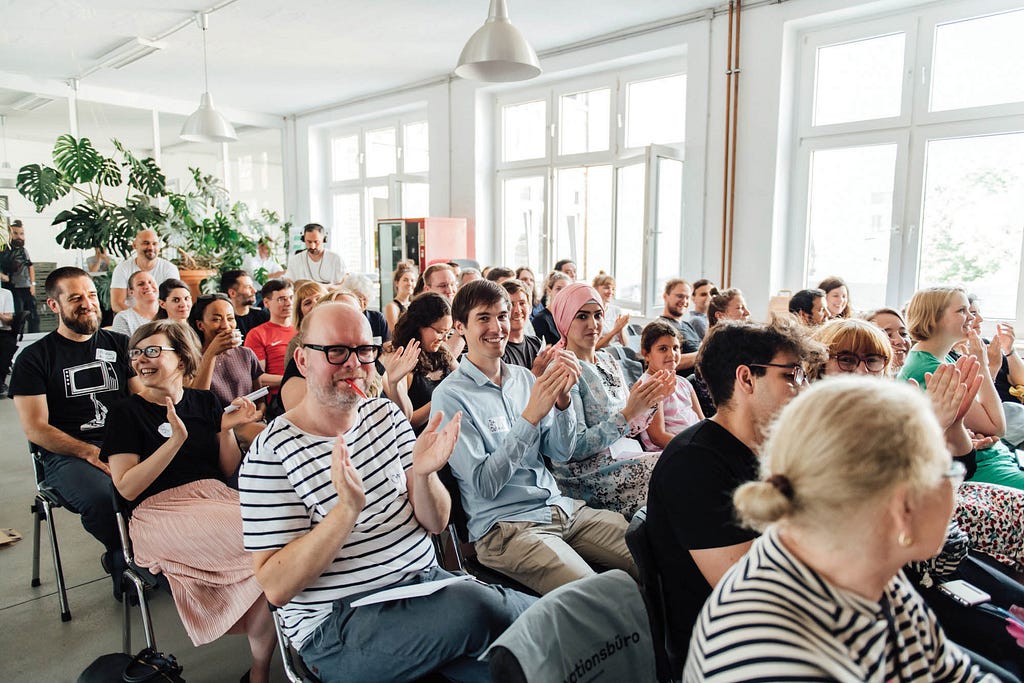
550,282,604,349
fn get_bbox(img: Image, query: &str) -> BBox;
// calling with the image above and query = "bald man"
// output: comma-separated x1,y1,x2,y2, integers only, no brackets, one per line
109,230,180,312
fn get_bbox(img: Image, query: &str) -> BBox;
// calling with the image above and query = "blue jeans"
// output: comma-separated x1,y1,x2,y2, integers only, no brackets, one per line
38,447,119,553
300,567,535,683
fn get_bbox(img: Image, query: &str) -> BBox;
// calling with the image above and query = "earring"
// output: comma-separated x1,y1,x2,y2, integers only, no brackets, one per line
898,532,913,547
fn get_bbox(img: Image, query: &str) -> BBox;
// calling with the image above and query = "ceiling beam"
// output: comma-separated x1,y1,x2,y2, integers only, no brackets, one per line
0,70,282,129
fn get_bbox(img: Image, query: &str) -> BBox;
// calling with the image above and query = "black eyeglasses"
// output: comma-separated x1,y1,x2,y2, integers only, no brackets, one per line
748,363,807,385
128,345,176,360
303,343,382,365
835,352,886,373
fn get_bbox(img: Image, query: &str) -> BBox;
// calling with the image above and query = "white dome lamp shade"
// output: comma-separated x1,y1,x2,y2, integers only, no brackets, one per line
181,13,237,143
455,0,541,83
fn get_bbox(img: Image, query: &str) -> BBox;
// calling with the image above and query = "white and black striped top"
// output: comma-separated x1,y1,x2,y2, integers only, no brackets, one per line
684,527,995,683
239,398,437,648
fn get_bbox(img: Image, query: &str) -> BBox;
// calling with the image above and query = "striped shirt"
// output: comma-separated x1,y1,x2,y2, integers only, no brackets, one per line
239,398,437,648
685,527,994,683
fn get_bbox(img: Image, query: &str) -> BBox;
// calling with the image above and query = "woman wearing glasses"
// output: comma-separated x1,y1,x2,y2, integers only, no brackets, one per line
389,293,456,432
686,378,999,681
810,317,1024,675
99,320,275,683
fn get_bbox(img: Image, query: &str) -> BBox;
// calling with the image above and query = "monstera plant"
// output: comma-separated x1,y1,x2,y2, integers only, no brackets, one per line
17,135,167,258
17,135,290,286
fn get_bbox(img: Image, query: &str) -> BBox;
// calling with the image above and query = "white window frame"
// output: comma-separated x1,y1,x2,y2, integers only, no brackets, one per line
495,60,689,313
787,0,1024,323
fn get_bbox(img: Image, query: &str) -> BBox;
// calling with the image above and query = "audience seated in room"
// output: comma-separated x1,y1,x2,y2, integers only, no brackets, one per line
788,287,828,327
240,302,534,682
430,280,638,595
658,279,702,372
547,282,673,518
220,269,268,343
637,320,704,451
685,377,997,682
531,270,570,345
591,271,629,349
500,278,544,371
100,319,275,683
111,270,159,336
244,278,295,394
384,260,417,335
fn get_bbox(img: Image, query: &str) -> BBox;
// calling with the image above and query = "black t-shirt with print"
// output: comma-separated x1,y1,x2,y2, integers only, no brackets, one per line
9,329,132,441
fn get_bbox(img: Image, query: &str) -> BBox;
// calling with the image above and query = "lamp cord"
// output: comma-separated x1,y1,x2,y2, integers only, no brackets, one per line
201,21,210,92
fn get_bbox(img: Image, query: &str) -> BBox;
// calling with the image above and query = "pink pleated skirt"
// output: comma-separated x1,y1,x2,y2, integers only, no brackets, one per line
129,479,264,645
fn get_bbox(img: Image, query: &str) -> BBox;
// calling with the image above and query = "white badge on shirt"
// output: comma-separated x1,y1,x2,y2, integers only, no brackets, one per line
96,348,117,363
386,463,408,495
485,416,511,433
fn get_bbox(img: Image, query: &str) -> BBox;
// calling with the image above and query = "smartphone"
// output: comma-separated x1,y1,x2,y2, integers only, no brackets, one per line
938,579,990,607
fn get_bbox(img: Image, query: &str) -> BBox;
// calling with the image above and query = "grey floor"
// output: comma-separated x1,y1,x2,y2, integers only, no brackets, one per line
0,396,287,682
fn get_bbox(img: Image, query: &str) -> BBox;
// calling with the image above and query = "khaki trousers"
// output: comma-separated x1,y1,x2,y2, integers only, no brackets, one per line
474,501,638,595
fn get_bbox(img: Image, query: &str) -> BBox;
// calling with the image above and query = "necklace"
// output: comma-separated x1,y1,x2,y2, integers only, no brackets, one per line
306,251,325,282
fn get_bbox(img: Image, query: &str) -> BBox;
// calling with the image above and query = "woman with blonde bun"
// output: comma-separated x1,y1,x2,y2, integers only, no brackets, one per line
685,377,995,682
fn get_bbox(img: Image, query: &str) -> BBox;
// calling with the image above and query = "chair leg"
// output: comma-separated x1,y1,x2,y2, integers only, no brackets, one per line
41,498,72,622
122,591,132,654
30,497,42,588
123,572,156,651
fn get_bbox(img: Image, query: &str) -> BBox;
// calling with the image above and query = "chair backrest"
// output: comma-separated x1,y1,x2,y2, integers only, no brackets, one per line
271,606,321,683
438,464,470,544
625,507,681,682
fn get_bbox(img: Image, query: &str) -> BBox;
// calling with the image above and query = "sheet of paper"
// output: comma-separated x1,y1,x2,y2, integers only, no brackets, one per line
349,574,473,608
608,437,657,461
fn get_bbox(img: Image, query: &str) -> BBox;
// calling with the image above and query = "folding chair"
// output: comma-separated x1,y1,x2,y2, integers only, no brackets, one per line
28,443,72,622
625,507,682,683
112,490,162,654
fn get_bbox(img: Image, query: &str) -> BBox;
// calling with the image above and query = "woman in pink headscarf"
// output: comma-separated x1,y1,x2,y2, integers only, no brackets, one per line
548,283,675,517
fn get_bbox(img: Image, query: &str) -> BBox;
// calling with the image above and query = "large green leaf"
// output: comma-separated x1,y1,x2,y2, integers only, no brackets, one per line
16,164,70,211
113,139,166,197
95,157,123,187
53,202,108,250
52,135,104,183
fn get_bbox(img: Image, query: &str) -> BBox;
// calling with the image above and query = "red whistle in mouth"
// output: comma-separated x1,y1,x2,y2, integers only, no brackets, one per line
344,378,367,399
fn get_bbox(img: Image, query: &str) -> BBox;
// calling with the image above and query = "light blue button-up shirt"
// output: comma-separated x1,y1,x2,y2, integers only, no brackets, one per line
431,356,578,541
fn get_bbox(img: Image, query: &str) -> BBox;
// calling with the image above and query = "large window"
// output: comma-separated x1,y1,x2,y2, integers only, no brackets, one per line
497,65,687,312
790,1,1024,323
327,117,429,273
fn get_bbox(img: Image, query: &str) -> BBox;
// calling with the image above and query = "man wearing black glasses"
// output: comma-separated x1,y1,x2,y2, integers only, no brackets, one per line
10,266,141,599
240,302,533,681
644,321,823,677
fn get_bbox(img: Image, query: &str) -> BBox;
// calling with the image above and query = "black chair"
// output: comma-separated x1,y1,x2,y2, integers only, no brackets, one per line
112,490,164,654
28,443,72,622
625,507,681,683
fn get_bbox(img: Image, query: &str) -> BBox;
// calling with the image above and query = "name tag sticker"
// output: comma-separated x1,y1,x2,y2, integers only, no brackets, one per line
386,464,408,494
96,348,117,363
486,416,511,433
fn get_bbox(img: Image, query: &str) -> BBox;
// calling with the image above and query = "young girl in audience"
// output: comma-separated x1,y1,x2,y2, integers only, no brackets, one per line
818,275,852,319
548,283,674,517
100,320,275,683
900,286,1024,490
637,320,703,450
284,280,327,362
592,271,629,348
155,278,193,323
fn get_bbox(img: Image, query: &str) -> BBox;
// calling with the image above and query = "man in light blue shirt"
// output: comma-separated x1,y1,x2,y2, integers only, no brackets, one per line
432,280,637,595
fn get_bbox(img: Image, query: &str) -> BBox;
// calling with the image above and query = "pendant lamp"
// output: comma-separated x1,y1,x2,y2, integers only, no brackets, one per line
455,0,541,82
0,115,16,190
181,12,237,143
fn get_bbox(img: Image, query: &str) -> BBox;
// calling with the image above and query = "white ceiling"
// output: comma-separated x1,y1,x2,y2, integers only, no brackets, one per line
0,0,714,149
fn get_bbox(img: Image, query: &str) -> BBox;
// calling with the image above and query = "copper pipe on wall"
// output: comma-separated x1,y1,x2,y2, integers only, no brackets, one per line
726,0,742,287
720,0,735,286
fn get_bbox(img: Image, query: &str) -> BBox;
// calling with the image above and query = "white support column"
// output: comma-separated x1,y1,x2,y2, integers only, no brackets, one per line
67,79,80,138
151,109,162,164
221,141,231,191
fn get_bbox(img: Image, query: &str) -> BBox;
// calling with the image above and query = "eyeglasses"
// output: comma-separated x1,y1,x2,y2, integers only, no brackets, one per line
943,460,967,486
304,343,382,365
429,324,453,338
748,363,807,385
834,352,887,373
128,345,176,360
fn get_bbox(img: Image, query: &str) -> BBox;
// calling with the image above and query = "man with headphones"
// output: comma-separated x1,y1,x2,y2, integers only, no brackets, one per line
285,223,346,286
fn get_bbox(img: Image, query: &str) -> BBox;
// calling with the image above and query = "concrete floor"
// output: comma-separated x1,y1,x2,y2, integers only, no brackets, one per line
0,396,287,682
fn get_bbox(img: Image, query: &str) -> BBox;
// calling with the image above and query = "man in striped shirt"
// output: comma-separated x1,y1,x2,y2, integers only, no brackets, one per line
239,302,533,682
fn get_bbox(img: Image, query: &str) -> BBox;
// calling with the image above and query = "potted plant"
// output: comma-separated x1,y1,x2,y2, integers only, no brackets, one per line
16,135,291,300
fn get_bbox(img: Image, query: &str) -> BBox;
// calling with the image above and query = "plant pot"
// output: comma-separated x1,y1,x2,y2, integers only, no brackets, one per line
178,269,217,301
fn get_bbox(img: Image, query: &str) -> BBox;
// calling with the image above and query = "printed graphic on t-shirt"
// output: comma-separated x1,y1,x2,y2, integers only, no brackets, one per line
63,359,120,431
